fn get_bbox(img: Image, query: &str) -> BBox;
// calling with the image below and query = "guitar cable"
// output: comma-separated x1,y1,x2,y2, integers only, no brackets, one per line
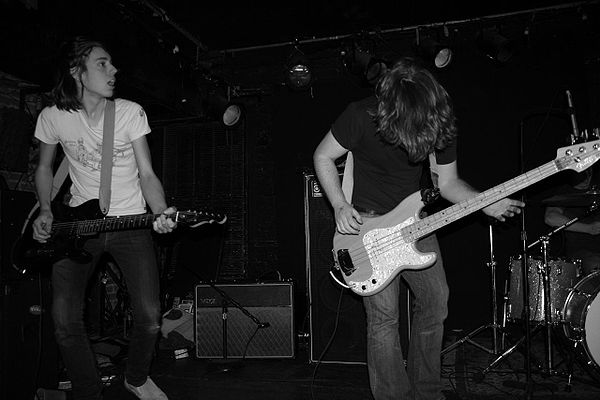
33,272,45,397
310,284,345,400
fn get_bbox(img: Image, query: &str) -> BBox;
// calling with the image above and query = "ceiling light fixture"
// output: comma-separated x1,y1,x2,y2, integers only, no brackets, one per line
285,44,312,90
341,35,388,86
415,27,453,69
477,27,515,64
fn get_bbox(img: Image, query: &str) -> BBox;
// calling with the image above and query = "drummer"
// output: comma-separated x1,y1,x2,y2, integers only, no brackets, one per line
544,165,600,276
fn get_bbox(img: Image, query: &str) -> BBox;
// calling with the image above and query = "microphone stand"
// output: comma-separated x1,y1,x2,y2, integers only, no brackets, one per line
441,222,512,358
519,118,535,400
183,224,270,373
520,191,535,400
205,282,271,372
484,117,538,397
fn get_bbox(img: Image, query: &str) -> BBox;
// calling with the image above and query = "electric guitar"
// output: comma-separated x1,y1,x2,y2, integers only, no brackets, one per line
332,140,600,296
11,199,227,273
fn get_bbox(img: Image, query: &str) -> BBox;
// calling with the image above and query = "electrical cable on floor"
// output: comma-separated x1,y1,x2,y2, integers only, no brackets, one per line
310,285,345,400
34,272,44,396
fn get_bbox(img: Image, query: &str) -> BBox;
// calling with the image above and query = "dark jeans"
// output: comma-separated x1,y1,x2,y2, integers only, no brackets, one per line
51,229,161,400
363,234,449,400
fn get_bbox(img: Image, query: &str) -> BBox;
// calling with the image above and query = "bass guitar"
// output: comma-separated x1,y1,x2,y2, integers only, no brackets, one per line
332,140,600,296
12,199,227,273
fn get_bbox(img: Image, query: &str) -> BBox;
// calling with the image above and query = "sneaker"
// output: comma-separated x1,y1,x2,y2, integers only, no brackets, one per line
124,377,168,400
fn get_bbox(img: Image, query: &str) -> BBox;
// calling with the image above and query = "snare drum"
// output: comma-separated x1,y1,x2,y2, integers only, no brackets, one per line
506,255,582,323
562,270,600,374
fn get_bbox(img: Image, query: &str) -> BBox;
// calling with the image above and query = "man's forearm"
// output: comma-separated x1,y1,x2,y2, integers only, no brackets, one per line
35,165,54,212
140,174,168,214
439,178,479,204
314,155,347,209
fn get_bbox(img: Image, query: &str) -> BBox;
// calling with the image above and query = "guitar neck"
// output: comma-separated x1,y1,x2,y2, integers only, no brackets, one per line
52,213,161,236
403,159,561,241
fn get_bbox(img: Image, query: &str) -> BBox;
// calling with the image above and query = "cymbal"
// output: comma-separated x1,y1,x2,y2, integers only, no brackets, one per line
542,190,600,207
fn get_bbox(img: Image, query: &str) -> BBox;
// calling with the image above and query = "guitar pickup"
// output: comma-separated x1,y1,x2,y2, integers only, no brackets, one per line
335,249,355,276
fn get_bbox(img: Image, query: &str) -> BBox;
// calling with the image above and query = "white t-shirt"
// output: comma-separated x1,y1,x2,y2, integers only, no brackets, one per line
34,98,150,216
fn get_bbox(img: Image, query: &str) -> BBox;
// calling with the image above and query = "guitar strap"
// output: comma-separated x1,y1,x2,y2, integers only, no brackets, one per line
99,99,115,215
341,151,354,203
427,153,439,189
51,156,69,200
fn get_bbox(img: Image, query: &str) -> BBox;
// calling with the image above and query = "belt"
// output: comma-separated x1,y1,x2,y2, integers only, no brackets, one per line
353,205,387,217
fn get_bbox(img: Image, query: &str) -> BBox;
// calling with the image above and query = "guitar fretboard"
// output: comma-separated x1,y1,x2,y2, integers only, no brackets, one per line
52,213,160,236
402,148,599,242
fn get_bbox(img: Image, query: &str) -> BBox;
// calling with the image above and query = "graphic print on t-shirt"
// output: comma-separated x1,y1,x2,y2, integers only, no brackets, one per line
65,138,125,171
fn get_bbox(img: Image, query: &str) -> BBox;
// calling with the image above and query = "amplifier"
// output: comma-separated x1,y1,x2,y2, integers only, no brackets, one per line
304,172,411,364
194,282,294,359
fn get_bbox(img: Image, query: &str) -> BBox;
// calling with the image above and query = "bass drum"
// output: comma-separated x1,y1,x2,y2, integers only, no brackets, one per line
562,270,600,375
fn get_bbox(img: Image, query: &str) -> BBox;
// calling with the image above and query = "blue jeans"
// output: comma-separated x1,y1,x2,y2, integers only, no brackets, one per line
363,234,449,400
51,229,161,400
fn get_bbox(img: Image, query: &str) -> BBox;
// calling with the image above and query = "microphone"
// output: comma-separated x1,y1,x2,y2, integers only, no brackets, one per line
566,89,580,143
259,322,270,329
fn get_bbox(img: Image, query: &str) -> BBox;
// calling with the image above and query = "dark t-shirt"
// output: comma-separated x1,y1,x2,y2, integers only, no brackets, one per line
332,96,457,213
552,184,600,255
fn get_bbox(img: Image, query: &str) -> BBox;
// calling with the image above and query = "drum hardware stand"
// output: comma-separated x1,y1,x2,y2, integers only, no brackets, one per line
474,192,537,398
442,223,513,357
480,210,593,391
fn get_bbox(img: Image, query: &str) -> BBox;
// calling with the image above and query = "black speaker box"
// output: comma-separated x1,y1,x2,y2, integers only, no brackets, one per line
0,189,37,279
195,282,294,358
0,276,59,399
303,172,411,364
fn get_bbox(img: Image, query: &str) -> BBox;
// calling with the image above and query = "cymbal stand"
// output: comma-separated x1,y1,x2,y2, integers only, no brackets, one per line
442,223,511,356
534,235,555,374
481,210,594,381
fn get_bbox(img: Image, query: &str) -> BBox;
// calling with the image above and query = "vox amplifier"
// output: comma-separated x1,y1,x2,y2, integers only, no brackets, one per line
195,282,294,358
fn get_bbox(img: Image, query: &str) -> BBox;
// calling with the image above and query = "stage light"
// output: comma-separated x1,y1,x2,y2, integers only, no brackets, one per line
341,37,389,86
285,46,312,90
222,103,243,127
415,27,453,69
417,37,453,69
206,85,243,127
477,28,514,64
364,57,388,85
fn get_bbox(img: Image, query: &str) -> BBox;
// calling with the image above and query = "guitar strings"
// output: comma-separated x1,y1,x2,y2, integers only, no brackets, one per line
47,210,220,235
338,159,568,268
50,214,157,235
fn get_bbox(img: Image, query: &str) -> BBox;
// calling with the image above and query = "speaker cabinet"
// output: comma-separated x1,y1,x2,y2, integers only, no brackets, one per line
304,172,411,364
0,276,59,399
0,190,37,279
195,282,294,358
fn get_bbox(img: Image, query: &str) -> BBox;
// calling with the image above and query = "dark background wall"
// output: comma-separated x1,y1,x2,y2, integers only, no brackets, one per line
255,16,600,331
2,0,600,334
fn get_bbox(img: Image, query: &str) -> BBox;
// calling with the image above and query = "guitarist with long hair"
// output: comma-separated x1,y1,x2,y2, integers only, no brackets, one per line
313,57,524,400
32,36,174,400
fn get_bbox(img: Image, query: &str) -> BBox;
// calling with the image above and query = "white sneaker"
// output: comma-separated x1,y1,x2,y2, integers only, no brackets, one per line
124,377,168,400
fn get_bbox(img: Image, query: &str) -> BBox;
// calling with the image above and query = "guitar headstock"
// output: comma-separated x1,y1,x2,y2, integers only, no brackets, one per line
557,139,600,173
175,210,227,227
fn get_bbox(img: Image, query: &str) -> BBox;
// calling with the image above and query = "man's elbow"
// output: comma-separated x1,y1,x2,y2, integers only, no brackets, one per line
313,151,329,168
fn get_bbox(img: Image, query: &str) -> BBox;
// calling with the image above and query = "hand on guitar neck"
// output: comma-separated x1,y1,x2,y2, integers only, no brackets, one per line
152,206,178,234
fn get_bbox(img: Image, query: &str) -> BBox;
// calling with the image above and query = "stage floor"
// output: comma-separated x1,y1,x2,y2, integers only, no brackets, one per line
58,327,600,399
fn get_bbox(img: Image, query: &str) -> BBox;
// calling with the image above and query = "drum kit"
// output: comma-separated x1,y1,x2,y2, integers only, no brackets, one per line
493,187,600,387
442,184,600,391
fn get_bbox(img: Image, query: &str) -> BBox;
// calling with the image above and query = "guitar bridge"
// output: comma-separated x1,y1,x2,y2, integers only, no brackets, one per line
334,249,355,276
